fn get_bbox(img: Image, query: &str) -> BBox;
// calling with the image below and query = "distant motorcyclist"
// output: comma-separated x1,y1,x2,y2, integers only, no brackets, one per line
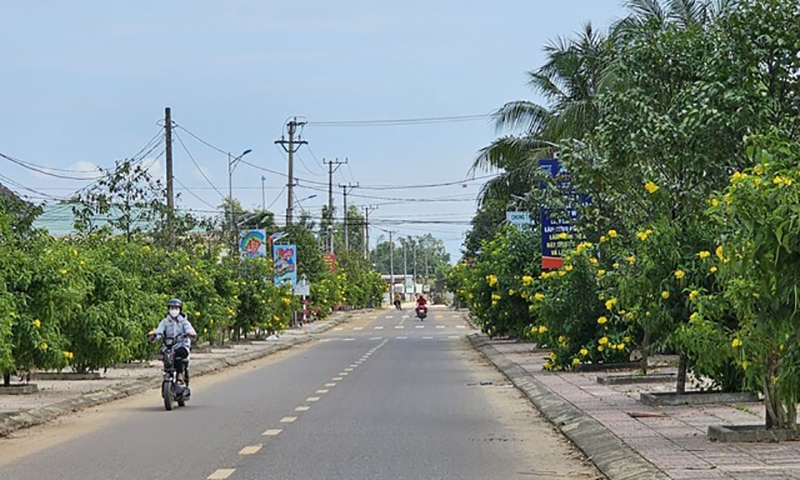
415,293,428,318
149,298,197,386
393,291,402,310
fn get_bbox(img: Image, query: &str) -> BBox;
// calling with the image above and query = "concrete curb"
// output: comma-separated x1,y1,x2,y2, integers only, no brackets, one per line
0,310,358,438
468,333,669,480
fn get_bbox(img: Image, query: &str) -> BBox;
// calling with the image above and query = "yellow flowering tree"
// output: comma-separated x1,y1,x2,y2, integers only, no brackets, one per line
708,136,800,429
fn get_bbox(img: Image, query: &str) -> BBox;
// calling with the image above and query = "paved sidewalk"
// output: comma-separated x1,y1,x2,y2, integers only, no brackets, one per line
472,336,800,480
0,309,368,437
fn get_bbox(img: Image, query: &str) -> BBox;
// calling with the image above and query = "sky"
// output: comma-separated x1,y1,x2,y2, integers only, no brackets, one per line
0,1,628,260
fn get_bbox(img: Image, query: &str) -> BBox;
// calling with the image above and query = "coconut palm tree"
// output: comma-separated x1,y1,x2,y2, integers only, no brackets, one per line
472,22,613,207
613,0,736,41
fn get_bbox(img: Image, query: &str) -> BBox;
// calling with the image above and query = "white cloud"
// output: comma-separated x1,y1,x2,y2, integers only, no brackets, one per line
192,165,213,182
69,160,101,174
142,158,165,182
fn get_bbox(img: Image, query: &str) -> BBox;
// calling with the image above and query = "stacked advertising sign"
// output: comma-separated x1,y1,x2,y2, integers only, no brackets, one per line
539,159,589,269
273,244,298,288
239,230,267,259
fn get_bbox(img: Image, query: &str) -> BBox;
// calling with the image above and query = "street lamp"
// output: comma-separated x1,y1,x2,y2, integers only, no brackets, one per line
228,149,252,250
261,175,266,211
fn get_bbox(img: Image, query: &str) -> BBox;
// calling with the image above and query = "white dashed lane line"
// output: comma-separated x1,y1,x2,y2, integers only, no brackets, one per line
295,406,310,412
262,429,282,436
307,397,320,402
280,417,298,423
208,469,236,479
239,445,262,455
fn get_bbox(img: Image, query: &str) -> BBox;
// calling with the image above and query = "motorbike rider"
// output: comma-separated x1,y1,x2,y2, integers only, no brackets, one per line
415,293,428,317
149,298,197,387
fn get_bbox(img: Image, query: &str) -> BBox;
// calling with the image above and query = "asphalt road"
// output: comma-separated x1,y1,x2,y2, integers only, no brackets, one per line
0,307,600,480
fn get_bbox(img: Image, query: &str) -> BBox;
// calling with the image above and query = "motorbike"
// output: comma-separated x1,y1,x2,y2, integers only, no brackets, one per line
158,334,190,411
416,307,427,321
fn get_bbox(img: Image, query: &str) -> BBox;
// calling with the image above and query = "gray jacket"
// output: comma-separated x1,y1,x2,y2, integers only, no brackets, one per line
154,314,196,356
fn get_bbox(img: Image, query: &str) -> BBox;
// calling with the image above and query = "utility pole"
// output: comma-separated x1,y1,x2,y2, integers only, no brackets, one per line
324,158,346,253
164,107,174,249
261,175,266,211
403,238,408,298
412,238,417,295
363,205,378,260
275,117,307,226
389,231,395,296
339,182,358,250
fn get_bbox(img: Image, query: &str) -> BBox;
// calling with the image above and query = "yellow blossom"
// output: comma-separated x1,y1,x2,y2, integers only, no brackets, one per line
613,263,620,269
690,312,699,321
597,270,606,278
580,348,589,357
774,176,783,185
40,342,48,351
508,289,515,296
597,345,605,352
754,165,764,175
617,343,626,351
559,232,568,240
283,298,292,305
626,256,636,265
487,275,498,287
698,251,711,259
623,336,631,344
33,319,41,328
710,198,719,207
741,361,748,370
608,229,618,238
538,325,548,334
597,316,608,325
784,178,793,186
661,291,670,300
599,337,609,345
716,245,724,260
600,235,608,243
644,181,659,194
534,293,545,301
689,291,699,300
589,258,598,266
710,266,718,273
60,269,68,275
273,315,280,322
558,335,567,345
544,361,552,370
522,275,533,286
674,270,686,280
731,171,742,182
732,338,742,348
572,358,581,366
558,271,566,277
605,298,617,311
636,231,650,241
203,328,208,333
565,265,573,272
549,352,557,361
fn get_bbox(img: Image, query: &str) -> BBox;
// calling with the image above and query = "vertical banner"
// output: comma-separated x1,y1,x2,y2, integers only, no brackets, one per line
239,230,267,259
323,253,336,273
273,244,298,287
539,159,586,270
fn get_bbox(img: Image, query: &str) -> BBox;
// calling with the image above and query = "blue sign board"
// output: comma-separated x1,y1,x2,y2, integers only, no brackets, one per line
539,159,588,269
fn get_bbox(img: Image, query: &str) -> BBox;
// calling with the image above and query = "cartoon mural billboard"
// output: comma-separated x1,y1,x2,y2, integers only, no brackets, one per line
239,230,267,259
273,244,297,288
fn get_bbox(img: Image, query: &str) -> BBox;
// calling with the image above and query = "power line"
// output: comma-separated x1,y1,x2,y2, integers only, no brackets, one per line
172,129,226,200
173,176,219,210
308,113,491,127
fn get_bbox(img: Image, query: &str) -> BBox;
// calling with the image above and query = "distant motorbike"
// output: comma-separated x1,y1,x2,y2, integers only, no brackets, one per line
157,334,189,411
416,308,427,321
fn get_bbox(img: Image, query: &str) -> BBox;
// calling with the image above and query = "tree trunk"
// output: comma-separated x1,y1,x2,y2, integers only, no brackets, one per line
640,330,651,375
763,353,795,429
676,351,688,394
3,372,9,387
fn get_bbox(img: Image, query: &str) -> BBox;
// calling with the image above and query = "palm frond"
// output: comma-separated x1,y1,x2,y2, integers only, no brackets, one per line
492,101,551,134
